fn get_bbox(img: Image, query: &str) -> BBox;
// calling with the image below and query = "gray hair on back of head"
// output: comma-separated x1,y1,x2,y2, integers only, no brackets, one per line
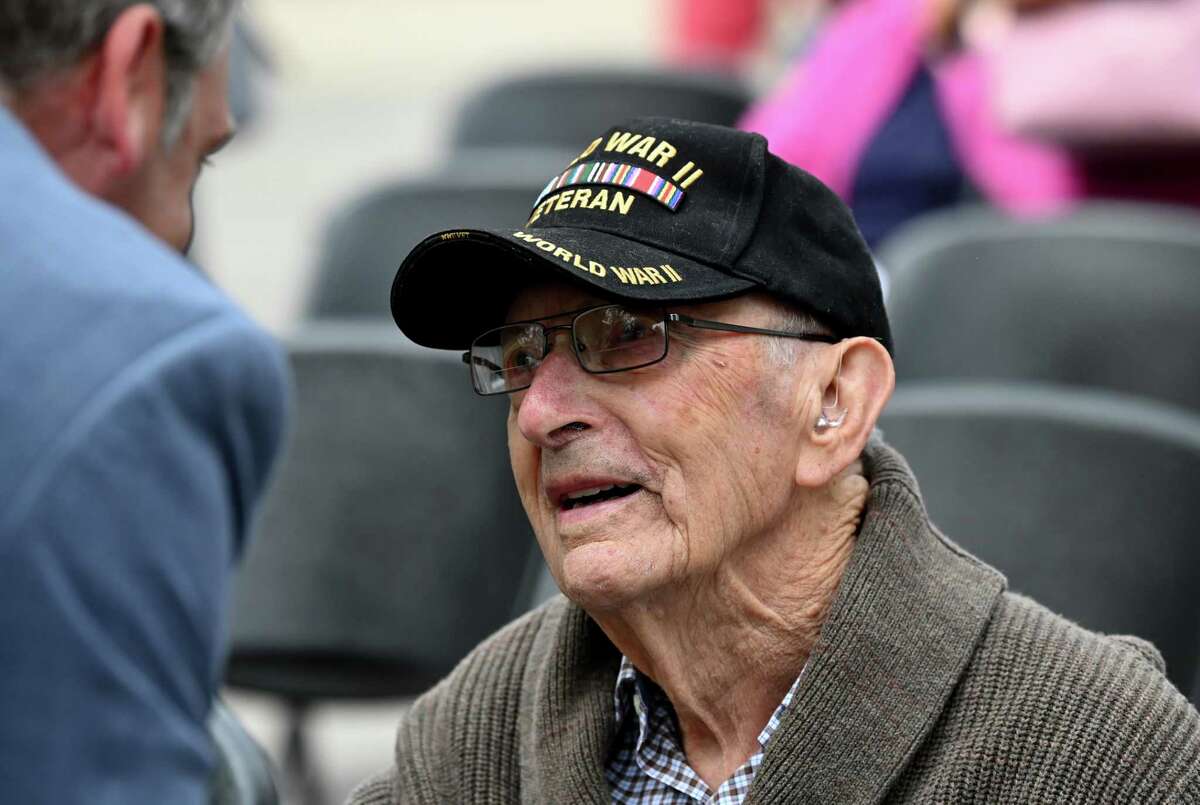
0,0,237,144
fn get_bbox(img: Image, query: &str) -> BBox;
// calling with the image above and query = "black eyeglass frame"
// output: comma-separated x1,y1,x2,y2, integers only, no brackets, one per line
461,303,842,396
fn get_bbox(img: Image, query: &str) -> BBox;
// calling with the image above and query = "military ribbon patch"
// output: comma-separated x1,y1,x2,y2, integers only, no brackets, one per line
535,161,686,211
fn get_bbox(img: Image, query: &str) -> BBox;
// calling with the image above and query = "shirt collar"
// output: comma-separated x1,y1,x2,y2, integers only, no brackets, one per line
612,654,639,730
612,655,660,751
612,654,807,752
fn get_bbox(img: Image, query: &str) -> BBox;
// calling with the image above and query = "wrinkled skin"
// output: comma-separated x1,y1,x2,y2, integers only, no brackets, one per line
507,282,815,614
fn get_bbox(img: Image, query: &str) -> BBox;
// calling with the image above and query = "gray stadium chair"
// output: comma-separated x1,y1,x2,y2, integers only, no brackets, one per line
879,203,1200,414
227,323,538,803
879,381,1200,703
450,68,751,150
303,175,545,320
208,699,278,805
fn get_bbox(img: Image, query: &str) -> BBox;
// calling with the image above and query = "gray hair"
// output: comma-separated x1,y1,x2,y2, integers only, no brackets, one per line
0,0,237,143
762,303,835,368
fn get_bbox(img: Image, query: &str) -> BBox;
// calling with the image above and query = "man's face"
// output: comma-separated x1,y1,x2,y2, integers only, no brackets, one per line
506,281,815,613
124,43,234,253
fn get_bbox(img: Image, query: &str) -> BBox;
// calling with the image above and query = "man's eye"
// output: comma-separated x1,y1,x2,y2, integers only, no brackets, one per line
503,346,538,372
613,316,652,343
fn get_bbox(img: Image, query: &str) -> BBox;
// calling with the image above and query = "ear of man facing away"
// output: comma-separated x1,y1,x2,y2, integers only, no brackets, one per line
10,6,169,199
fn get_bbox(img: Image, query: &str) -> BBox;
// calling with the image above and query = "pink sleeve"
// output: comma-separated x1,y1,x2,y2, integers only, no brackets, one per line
738,0,926,201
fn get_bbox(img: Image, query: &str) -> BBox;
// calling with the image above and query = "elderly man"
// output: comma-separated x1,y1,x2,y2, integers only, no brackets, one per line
0,2,287,802
353,118,1200,804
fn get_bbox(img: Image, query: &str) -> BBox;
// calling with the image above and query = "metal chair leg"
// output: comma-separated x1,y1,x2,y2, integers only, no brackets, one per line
281,700,325,805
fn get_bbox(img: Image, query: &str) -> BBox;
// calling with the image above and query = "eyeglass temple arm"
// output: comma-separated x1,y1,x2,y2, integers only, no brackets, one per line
462,352,504,371
667,313,842,343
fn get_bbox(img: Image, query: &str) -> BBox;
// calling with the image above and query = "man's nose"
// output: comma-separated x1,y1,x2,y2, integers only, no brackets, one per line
530,325,578,373
514,330,593,449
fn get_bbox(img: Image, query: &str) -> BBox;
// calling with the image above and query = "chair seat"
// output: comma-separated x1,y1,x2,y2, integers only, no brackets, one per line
227,650,441,702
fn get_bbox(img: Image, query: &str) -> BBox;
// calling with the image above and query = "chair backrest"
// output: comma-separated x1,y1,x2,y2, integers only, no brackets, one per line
228,323,537,700
304,175,544,320
451,68,751,150
880,203,1200,413
208,699,278,805
879,381,1200,697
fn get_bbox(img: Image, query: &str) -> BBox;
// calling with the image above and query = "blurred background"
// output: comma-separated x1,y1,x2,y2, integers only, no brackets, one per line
204,1,1200,803
213,2,716,801
198,0,783,332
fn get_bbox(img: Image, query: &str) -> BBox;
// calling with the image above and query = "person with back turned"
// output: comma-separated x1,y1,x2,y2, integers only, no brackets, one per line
0,2,288,802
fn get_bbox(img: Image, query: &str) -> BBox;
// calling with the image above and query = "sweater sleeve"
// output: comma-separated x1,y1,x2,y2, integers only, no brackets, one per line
346,769,399,805
345,605,555,805
0,313,289,805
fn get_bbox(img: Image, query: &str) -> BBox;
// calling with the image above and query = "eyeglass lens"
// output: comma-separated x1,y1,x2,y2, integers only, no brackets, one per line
469,305,668,394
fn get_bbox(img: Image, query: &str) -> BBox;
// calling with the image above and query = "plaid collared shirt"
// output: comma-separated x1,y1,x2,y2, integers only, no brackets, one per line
604,656,804,804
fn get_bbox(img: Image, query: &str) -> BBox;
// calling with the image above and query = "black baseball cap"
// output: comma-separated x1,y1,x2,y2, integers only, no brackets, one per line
391,117,892,354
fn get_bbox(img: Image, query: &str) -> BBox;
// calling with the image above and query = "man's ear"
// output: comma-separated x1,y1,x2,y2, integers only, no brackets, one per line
88,5,168,183
795,336,895,488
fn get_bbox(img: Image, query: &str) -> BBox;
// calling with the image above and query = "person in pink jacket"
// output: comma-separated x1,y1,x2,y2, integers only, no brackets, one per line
740,0,1200,246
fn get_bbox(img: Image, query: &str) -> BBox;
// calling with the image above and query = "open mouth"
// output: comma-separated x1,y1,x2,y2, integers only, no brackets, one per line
559,483,642,511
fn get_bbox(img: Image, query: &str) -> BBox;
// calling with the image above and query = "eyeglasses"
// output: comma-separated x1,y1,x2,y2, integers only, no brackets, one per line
462,303,841,396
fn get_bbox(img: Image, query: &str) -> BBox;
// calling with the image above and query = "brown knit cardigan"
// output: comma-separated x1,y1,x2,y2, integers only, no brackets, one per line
350,440,1200,804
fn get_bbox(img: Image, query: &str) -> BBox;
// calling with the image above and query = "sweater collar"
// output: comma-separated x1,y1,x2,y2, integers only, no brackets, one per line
747,439,1006,804
519,438,1006,804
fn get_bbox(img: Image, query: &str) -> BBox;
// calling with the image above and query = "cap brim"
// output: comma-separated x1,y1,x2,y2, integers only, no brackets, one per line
391,227,759,349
